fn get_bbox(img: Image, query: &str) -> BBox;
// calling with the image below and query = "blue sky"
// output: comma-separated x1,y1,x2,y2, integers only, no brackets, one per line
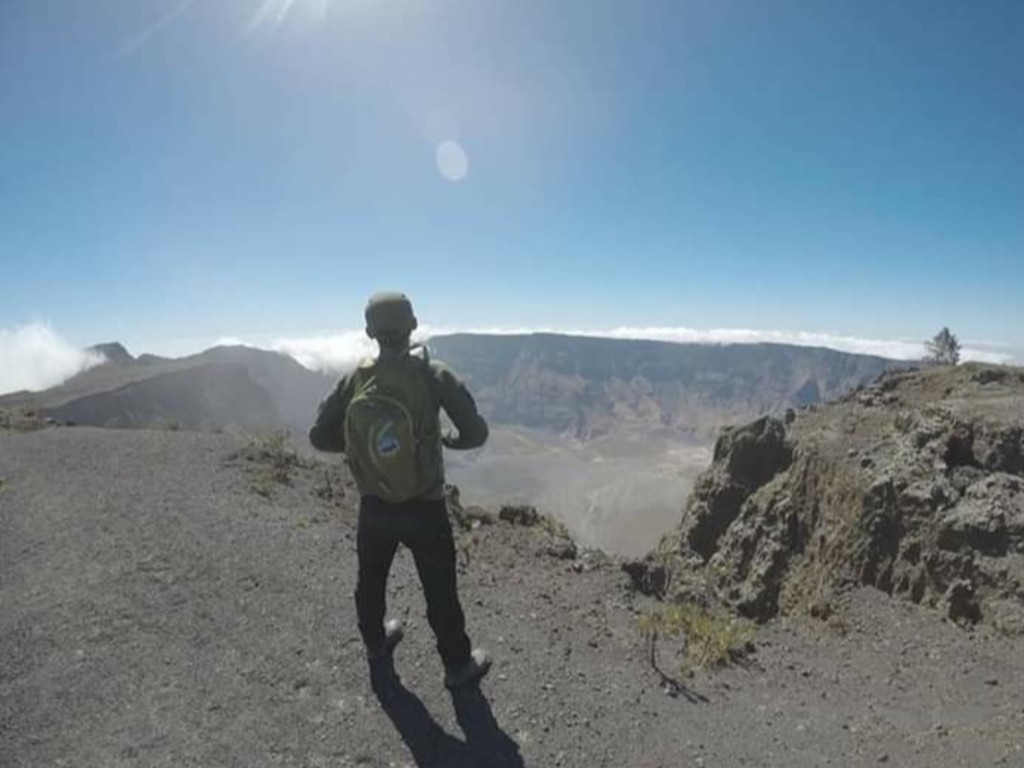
2,0,1022,380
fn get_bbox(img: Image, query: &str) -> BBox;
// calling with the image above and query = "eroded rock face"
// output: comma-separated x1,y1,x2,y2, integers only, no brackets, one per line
655,364,1024,631
681,416,793,561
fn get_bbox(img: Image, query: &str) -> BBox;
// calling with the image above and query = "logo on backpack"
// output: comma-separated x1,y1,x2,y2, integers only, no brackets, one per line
374,421,401,457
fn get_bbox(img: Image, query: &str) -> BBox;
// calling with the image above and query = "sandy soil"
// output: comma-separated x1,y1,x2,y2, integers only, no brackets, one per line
2,428,1022,767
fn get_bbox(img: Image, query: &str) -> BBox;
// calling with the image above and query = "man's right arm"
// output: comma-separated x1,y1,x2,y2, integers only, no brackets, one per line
433,363,489,450
308,374,354,452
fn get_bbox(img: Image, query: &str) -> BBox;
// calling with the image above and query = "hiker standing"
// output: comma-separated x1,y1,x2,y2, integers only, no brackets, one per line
309,292,491,689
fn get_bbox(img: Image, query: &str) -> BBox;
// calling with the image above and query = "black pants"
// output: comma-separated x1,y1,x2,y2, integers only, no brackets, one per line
355,495,472,670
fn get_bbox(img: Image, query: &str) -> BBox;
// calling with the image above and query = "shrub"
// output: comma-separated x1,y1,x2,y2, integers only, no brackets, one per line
234,431,303,497
0,405,46,432
637,603,753,672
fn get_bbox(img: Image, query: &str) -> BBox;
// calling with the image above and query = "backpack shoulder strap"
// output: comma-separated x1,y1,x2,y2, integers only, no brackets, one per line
350,357,376,384
409,347,441,402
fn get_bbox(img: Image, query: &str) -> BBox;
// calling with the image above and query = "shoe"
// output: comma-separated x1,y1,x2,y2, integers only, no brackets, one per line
366,618,405,661
384,618,404,653
444,649,492,689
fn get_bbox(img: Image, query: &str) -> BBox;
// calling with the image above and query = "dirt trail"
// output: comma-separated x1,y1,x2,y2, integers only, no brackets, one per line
2,428,1022,767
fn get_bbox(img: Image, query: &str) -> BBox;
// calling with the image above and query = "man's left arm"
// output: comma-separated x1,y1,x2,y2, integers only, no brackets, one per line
308,375,354,452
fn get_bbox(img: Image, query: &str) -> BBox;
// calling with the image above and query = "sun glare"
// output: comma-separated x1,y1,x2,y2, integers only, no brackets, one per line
436,140,469,182
249,0,329,30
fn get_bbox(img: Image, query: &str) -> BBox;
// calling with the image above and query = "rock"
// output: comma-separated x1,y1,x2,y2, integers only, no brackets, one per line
447,484,497,530
945,580,982,625
809,595,833,620
989,599,1024,636
948,465,986,494
682,417,792,560
943,423,979,470
939,507,1010,557
621,560,667,597
719,416,792,488
547,540,578,560
975,426,1023,475
938,475,1024,557
498,504,541,527
973,368,1009,385
898,481,941,516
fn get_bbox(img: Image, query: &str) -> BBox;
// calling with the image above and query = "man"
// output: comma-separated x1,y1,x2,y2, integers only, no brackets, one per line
309,291,491,689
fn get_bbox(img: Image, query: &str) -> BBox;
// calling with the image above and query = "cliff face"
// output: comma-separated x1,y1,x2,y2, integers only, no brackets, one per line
428,333,897,441
652,363,1024,633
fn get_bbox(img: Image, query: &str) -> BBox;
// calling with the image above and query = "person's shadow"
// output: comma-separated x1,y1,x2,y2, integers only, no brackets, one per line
370,662,525,768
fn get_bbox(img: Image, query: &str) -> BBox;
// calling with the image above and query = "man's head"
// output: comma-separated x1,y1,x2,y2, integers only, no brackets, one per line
365,291,418,349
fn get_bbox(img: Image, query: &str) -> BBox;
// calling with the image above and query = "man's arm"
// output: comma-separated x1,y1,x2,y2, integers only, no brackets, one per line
433,363,489,450
308,374,355,452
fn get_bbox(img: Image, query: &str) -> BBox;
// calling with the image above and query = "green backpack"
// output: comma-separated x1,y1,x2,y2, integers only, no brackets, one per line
343,349,438,503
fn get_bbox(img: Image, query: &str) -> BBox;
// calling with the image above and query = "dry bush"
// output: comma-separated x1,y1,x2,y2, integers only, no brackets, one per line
233,431,304,497
637,602,754,672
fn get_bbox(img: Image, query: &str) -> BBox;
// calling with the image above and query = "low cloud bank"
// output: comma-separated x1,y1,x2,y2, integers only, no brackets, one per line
597,327,1015,365
0,324,104,395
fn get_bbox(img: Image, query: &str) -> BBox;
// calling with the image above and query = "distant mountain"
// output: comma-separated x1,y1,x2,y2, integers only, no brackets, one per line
88,342,135,366
427,333,902,440
43,363,281,430
0,344,335,432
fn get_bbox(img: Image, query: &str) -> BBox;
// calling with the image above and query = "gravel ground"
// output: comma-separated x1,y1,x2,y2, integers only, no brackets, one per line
2,427,1023,767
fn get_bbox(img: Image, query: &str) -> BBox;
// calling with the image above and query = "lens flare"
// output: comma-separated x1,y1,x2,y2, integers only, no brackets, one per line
436,140,469,182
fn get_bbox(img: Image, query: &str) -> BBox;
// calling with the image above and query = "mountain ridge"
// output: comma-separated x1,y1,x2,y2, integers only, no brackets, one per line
427,333,902,440
1,333,905,439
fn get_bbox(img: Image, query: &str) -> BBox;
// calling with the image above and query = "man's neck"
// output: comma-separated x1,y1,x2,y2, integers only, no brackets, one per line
377,344,410,360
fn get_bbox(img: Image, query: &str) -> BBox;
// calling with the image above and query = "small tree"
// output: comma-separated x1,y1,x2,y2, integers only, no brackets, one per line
925,327,961,365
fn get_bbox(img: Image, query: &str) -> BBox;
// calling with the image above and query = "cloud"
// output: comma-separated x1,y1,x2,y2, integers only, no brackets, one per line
0,324,104,395
268,327,439,372
592,327,1016,365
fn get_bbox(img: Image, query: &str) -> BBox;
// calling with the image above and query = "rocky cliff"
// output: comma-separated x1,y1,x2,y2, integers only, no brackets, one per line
645,363,1024,634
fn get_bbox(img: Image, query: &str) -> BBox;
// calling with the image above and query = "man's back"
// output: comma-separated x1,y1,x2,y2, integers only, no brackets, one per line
309,348,488,500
